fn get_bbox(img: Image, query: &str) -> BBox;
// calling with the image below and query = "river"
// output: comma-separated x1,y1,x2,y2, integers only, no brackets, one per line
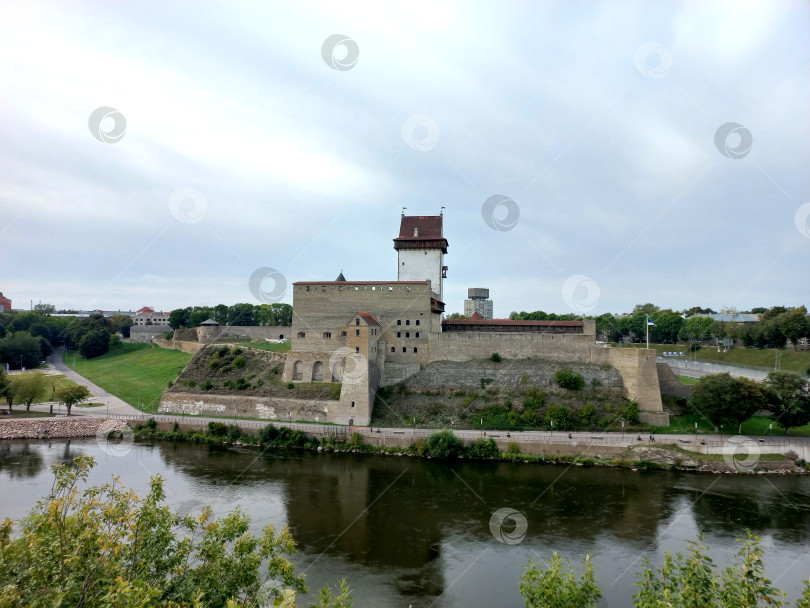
1,438,809,606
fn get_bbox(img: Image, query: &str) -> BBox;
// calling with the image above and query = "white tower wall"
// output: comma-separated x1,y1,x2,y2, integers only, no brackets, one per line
398,249,443,300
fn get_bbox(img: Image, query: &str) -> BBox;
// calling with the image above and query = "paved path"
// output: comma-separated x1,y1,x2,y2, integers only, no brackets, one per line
658,357,770,381
27,349,144,417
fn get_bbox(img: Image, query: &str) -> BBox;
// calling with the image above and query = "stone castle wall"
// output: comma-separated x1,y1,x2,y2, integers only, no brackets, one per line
159,391,361,425
428,331,595,363
153,338,206,355
196,325,289,343
590,348,668,425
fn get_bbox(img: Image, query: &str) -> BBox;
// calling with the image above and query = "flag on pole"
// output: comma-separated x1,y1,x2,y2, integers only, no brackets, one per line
647,317,655,326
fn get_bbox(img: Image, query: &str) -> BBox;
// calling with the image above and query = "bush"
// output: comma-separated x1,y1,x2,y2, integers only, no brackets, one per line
523,387,546,410
349,432,364,450
231,346,243,356
480,378,494,389
508,441,521,454
555,369,585,391
259,424,279,444
209,359,220,370
207,421,228,438
167,380,173,388
226,424,242,443
467,437,499,459
234,355,246,369
186,379,196,388
145,418,157,430
409,438,429,457
619,401,640,425
546,404,576,431
201,379,213,391
287,382,295,389
172,422,181,433
426,429,463,459
490,352,502,362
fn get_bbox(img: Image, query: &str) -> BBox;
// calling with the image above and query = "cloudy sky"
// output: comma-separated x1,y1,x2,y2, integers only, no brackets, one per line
1,0,808,317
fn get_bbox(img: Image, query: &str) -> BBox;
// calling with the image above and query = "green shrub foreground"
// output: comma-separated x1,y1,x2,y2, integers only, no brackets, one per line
2,458,809,607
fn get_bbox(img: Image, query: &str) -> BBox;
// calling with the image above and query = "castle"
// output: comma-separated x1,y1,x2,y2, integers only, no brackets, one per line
281,213,669,426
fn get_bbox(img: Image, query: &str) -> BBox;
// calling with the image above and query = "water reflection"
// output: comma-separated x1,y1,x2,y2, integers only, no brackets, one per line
2,439,809,608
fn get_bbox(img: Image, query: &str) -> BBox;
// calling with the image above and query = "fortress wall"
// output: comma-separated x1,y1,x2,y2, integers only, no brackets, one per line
281,350,377,425
158,391,358,425
153,339,206,355
196,325,289,343
591,348,669,425
656,363,692,400
429,331,594,363
291,283,436,362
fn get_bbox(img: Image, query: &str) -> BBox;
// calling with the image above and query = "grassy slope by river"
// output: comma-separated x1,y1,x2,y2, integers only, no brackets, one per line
628,343,810,374
63,343,191,413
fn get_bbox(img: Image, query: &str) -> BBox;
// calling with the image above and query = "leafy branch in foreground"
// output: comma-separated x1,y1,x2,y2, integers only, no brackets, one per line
0,454,352,608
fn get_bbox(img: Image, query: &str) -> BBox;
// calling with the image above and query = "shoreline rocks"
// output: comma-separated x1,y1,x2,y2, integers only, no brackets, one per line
0,417,130,440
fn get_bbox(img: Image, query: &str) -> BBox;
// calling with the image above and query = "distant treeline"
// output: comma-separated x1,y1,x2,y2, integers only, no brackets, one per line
167,303,292,330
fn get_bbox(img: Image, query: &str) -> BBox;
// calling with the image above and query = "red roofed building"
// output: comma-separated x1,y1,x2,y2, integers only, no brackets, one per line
134,306,171,326
0,292,11,312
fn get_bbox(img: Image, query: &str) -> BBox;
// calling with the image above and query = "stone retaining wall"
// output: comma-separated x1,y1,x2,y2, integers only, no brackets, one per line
0,417,130,440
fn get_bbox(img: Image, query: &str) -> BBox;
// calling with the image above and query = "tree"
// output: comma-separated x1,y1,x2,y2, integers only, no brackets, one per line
520,553,600,608
761,318,787,349
650,310,684,344
54,384,91,415
690,374,768,432
109,334,122,352
446,312,468,319
65,314,111,351
765,371,810,435
32,303,56,313
426,429,463,459
0,454,354,608
632,303,660,316
13,372,46,412
214,303,230,325
779,308,810,351
168,307,191,330
228,303,257,326
79,328,110,358
109,314,134,338
0,331,46,369
0,372,16,414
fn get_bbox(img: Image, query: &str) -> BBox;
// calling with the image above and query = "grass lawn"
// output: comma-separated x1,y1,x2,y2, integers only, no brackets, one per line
676,375,699,385
1,409,54,418
628,343,810,374
241,341,291,353
7,373,79,404
63,343,192,413
658,413,810,437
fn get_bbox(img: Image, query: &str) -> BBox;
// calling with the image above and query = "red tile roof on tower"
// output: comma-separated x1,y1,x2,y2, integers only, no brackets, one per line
393,214,448,253
137,306,154,314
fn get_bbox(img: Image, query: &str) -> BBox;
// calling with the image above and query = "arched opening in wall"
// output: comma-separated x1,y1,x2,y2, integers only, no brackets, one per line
331,361,342,382
279,334,284,339
293,360,303,381
312,361,324,382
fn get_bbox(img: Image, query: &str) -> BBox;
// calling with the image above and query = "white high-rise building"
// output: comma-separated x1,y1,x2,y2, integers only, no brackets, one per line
464,288,493,319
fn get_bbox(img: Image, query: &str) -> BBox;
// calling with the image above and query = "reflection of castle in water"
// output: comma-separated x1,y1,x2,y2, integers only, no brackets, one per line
153,443,810,600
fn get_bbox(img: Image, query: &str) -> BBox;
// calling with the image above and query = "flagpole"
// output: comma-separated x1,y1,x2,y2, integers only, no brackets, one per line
646,318,649,350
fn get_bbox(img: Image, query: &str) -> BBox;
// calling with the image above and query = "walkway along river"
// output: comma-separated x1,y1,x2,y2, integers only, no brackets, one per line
1,438,809,607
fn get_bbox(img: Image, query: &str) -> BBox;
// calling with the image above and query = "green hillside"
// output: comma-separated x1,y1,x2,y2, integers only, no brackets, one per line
63,343,192,413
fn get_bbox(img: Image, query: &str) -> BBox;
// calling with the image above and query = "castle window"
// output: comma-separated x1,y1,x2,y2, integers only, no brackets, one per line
341,331,347,336
406,320,410,325
397,320,401,325
415,332,419,338
413,347,418,353
406,286,411,291
402,347,406,353
354,286,359,290
389,286,393,290
372,286,376,290
397,332,401,338
355,329,360,337
355,346,359,353
306,286,310,291
323,332,331,338
405,332,409,338
297,332,305,338
338,285,342,291
391,346,395,352
416,320,420,325
356,318,360,326
351,401,355,407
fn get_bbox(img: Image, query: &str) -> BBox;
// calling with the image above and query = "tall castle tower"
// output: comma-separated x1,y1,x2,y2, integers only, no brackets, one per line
393,211,448,301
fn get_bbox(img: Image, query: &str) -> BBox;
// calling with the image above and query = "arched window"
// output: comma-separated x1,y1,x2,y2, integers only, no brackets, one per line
293,361,303,381
405,332,409,338
413,347,418,353
397,320,401,325
406,320,410,325
415,332,419,338
402,347,406,353
415,320,420,326
397,332,401,338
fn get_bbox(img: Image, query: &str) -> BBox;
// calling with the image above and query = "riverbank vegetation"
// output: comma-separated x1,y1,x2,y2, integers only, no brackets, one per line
2,454,808,607
131,421,806,473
